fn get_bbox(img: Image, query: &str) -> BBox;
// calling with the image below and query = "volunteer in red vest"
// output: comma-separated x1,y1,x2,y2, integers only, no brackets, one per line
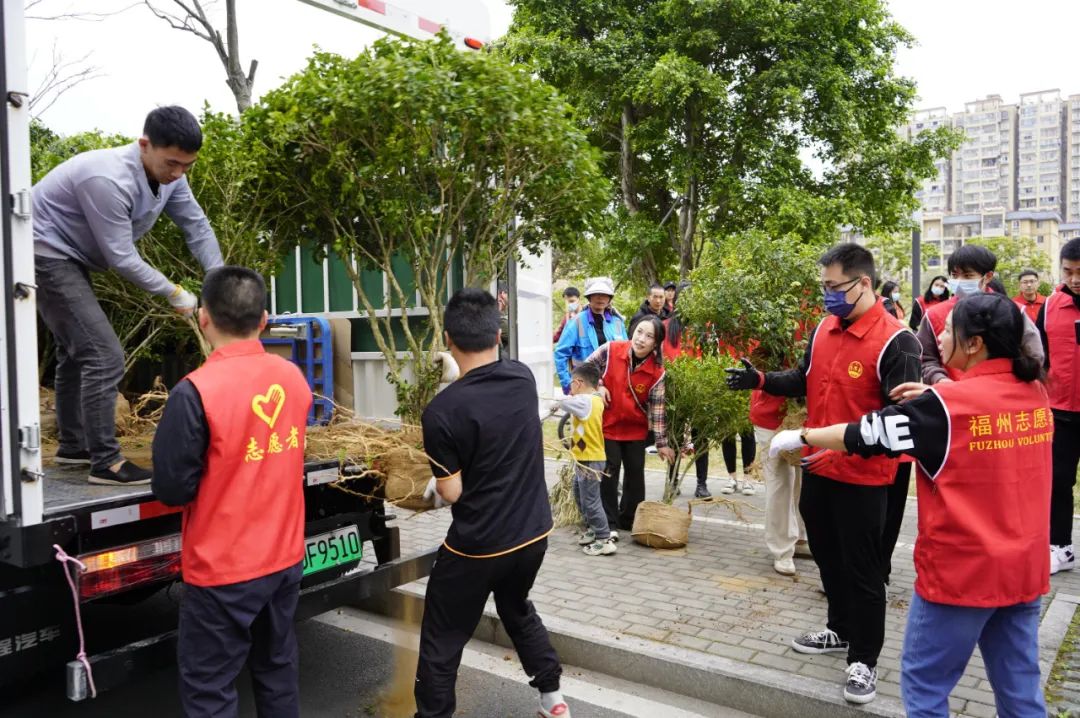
917,245,1043,385
1037,238,1080,574
581,315,675,532
750,387,810,576
772,292,1051,717
1014,268,1046,323
152,266,313,718
725,243,921,705
908,275,949,331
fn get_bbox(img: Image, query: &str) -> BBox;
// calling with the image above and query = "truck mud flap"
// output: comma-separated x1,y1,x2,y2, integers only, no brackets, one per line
64,548,438,701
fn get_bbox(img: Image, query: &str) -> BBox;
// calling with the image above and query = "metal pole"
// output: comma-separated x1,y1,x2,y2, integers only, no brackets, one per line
911,227,921,303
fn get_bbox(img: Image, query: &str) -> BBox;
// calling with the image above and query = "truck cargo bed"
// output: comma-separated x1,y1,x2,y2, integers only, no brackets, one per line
43,464,153,518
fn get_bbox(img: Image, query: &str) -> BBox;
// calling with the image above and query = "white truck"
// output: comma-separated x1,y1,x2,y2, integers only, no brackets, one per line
0,0,552,701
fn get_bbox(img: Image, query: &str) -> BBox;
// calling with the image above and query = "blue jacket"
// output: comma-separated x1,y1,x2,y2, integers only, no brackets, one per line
554,310,627,388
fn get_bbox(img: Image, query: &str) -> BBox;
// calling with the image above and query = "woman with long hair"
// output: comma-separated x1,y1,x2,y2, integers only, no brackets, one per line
771,293,1050,716
880,280,905,320
581,314,675,531
909,275,949,331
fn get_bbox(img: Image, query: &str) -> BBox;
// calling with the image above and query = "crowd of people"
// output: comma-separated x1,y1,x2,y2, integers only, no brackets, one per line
33,105,1080,718
550,239,1080,716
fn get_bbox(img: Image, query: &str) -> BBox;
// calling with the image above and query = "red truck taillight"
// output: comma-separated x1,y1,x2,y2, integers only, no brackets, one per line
77,535,182,601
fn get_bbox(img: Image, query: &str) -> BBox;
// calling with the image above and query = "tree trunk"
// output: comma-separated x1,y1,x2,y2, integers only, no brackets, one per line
678,102,699,278
620,101,639,214
224,0,254,112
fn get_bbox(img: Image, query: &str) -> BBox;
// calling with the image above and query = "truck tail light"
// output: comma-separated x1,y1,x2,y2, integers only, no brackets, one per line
77,535,182,601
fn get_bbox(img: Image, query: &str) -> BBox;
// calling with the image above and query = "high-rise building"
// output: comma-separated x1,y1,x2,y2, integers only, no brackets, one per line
902,107,951,213
1017,89,1064,212
1066,93,1080,223
950,95,1016,216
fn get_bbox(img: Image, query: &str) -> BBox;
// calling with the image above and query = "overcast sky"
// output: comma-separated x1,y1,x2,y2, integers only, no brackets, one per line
21,0,1080,137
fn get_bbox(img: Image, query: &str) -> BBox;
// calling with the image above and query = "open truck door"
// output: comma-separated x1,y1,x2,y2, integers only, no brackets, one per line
0,0,44,542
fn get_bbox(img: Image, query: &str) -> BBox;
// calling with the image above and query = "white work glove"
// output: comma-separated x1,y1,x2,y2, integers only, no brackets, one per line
422,476,448,508
168,285,198,316
434,351,459,383
769,429,804,458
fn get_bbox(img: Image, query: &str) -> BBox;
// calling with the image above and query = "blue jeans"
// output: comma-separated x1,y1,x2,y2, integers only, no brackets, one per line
901,592,1045,718
572,460,609,540
35,257,124,471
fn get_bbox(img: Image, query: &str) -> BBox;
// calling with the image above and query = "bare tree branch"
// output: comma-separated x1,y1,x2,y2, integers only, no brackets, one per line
25,0,140,22
143,0,256,112
28,42,103,118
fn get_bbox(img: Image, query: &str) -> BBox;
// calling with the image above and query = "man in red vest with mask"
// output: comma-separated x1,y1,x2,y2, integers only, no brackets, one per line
726,244,921,705
152,266,313,718
1037,237,1080,574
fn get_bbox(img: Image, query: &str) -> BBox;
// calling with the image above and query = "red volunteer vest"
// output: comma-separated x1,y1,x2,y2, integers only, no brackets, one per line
182,340,313,587
1013,293,1046,324
925,296,965,381
914,359,1051,607
749,390,786,431
602,341,664,441
1044,287,1080,412
804,300,908,485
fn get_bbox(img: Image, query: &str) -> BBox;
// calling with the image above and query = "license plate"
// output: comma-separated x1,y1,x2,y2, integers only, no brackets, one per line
302,526,362,576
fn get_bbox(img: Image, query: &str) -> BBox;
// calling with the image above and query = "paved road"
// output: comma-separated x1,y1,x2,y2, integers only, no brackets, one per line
1,609,738,718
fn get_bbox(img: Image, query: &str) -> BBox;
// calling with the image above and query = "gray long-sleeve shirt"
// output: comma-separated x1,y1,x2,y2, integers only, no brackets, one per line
915,301,1044,384
33,142,222,296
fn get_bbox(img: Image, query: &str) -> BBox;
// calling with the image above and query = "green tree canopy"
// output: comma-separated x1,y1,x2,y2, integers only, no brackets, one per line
966,236,1052,297
502,0,959,280
244,35,609,419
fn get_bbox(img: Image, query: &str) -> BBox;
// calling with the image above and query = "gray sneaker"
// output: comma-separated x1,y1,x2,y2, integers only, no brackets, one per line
694,483,711,498
791,628,848,654
843,662,877,704
577,529,595,546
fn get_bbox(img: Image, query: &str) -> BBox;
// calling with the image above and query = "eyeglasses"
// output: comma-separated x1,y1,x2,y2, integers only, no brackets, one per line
820,277,862,294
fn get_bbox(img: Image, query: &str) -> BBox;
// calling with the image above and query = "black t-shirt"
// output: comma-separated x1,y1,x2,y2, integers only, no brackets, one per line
591,311,608,347
421,358,553,556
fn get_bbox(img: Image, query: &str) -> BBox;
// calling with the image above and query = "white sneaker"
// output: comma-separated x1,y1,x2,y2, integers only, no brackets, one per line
582,538,617,556
720,479,738,495
741,481,756,496
577,529,595,546
1051,544,1076,574
609,530,619,543
773,557,796,576
645,445,658,455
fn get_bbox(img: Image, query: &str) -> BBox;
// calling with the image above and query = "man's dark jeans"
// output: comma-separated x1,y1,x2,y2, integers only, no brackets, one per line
35,257,124,472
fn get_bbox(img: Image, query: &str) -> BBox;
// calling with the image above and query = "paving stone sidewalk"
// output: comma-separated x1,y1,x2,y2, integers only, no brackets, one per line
388,459,1080,717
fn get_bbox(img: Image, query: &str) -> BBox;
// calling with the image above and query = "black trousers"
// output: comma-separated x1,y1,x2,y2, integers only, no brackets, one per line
1050,414,1080,546
667,428,709,485
721,432,756,475
602,439,647,531
799,472,887,668
415,540,561,718
881,462,911,584
178,562,303,718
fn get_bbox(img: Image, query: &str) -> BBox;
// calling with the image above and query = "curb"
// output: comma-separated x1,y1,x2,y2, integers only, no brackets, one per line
360,584,907,718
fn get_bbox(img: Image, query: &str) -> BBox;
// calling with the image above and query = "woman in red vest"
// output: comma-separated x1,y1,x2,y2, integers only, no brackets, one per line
908,275,949,331
582,315,675,532
771,293,1050,717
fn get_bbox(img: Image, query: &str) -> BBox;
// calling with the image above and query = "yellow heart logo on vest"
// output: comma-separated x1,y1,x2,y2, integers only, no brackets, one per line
252,384,286,428
847,361,864,379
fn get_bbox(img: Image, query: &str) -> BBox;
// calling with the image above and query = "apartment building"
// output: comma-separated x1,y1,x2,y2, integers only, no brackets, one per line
1067,93,1080,223
901,107,952,214
951,95,1015,215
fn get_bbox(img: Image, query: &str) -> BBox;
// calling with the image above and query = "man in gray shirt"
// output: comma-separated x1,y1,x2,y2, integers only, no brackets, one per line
33,106,223,486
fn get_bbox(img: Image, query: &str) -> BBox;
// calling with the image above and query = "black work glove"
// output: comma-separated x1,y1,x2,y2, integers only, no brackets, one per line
724,358,762,391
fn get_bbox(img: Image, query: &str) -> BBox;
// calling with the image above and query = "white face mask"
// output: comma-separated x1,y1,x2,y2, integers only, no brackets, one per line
930,285,945,297
890,292,901,303
948,278,982,298
566,301,578,311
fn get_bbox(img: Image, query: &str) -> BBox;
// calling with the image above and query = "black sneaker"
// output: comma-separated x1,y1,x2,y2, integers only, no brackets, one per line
843,662,877,704
54,449,91,465
694,483,711,498
791,628,848,654
88,460,152,486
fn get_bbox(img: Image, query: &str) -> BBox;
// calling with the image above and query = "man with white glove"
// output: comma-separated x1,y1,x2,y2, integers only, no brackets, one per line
33,107,223,485
422,476,449,508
